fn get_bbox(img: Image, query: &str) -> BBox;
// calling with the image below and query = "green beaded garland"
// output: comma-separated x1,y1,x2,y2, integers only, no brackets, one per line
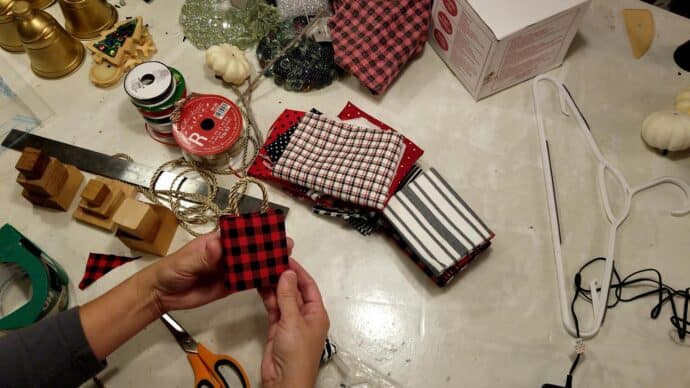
179,0,281,50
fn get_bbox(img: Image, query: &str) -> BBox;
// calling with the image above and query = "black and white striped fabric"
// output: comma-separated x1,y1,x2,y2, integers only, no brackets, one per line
346,214,381,236
312,205,382,236
397,163,423,190
383,168,493,277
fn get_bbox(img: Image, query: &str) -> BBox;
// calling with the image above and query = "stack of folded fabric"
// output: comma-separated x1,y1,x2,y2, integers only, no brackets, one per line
248,103,424,211
328,0,433,94
383,168,494,286
249,103,494,287
272,111,405,210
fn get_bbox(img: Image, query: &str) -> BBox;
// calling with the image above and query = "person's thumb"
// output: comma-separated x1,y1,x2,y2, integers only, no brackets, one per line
181,233,223,274
276,270,301,320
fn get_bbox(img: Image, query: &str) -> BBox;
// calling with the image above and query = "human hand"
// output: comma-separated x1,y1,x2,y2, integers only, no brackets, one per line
136,232,294,314
259,259,330,388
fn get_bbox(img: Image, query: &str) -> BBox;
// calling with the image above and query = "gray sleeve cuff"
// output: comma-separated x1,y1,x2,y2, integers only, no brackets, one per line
0,308,107,388
60,307,108,380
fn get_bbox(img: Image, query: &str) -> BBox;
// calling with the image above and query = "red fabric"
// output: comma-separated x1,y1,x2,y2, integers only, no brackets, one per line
220,209,290,293
328,0,432,94
79,253,140,290
248,109,309,198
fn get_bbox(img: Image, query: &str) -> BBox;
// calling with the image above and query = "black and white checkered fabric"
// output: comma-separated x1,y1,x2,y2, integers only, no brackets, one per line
272,111,405,210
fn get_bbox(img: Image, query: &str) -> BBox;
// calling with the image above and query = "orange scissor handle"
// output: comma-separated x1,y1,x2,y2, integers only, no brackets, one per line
196,343,251,388
187,353,222,388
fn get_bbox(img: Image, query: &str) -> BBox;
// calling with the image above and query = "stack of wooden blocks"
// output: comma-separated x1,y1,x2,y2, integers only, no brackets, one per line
15,147,84,211
112,198,178,256
14,147,178,257
74,177,137,232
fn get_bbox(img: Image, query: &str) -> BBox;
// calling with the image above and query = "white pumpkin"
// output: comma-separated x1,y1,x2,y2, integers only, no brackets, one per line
641,110,690,152
674,88,690,115
205,44,251,85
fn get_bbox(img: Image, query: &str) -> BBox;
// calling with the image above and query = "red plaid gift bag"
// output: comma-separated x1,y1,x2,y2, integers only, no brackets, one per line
220,179,290,293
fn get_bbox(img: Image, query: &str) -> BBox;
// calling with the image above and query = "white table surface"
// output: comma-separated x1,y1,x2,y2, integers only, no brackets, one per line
2,0,690,387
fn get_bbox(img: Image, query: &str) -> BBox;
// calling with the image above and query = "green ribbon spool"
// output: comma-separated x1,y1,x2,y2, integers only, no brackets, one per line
0,224,69,331
132,67,187,113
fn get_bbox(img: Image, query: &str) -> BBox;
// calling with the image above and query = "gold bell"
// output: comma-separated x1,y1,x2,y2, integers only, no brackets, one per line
13,1,85,78
26,0,55,9
0,0,23,52
58,0,117,40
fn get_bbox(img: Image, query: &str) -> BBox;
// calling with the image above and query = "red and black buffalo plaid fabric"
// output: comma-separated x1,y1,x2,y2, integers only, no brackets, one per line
220,209,290,293
328,0,432,94
79,253,140,290
272,111,405,210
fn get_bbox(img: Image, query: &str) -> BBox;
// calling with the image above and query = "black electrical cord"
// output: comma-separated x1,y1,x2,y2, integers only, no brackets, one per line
573,257,690,340
544,257,690,388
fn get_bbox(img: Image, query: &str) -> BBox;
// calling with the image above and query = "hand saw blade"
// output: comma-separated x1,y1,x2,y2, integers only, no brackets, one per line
2,129,288,215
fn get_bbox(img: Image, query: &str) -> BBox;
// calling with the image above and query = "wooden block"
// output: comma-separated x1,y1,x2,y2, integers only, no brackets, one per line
73,178,137,232
115,202,178,256
81,189,124,218
17,158,68,197
15,147,49,179
97,177,137,198
81,180,111,206
112,198,161,241
21,165,84,211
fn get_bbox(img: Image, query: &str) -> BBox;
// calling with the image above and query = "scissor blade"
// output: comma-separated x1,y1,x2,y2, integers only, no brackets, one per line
160,313,198,354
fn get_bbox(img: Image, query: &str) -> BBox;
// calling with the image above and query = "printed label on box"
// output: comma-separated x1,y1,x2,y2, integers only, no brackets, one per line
447,6,493,91
490,10,579,92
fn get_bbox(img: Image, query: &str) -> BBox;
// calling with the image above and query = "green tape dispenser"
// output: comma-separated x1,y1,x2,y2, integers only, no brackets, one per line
0,224,69,331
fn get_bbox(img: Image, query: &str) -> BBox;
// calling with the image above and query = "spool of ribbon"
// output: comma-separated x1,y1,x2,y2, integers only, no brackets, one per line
0,224,69,331
124,61,188,146
171,93,246,168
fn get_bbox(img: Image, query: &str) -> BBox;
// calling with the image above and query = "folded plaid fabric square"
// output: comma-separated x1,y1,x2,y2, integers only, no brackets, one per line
328,0,432,94
272,111,405,210
337,102,424,196
249,106,424,202
79,253,140,290
220,209,290,293
383,168,494,287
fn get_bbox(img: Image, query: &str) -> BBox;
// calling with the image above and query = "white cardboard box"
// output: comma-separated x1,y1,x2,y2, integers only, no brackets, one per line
428,0,590,100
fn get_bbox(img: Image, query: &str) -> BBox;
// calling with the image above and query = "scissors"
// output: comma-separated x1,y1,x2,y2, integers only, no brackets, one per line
161,313,251,388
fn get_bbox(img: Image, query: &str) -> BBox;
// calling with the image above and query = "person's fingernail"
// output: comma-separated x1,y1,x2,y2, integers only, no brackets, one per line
282,270,297,283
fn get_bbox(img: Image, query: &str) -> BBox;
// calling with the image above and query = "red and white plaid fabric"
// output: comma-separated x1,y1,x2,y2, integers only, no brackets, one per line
272,111,405,210
337,102,423,195
328,0,432,94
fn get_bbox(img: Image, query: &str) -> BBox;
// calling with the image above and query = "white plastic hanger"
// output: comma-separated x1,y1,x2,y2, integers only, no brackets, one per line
532,75,690,338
